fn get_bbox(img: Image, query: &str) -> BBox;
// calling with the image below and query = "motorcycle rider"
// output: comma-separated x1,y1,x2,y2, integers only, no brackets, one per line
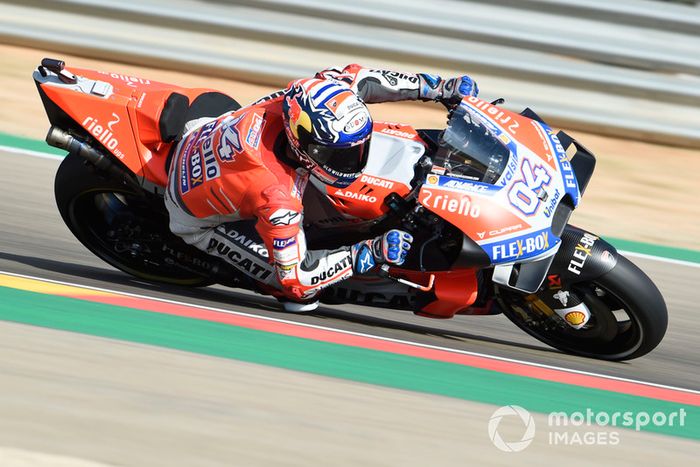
164,64,478,311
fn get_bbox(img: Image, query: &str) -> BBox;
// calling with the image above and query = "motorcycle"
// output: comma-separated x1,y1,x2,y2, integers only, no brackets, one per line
34,58,668,360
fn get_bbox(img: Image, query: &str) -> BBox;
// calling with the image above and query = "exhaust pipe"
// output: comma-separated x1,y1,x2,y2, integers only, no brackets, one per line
46,126,141,191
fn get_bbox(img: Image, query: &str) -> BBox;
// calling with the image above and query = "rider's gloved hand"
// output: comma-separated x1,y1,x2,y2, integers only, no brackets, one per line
418,73,479,109
351,229,413,274
441,75,479,108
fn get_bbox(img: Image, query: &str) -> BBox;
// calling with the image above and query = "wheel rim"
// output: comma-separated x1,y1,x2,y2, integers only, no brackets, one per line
68,189,210,284
498,281,644,359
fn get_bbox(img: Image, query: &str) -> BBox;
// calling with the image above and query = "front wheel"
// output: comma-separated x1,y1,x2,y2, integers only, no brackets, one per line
496,254,667,360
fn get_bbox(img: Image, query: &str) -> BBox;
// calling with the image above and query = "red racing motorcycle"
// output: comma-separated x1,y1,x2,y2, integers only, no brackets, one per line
34,58,668,360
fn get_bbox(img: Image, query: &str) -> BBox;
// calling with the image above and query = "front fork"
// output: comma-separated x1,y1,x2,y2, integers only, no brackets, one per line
538,274,594,329
492,225,618,329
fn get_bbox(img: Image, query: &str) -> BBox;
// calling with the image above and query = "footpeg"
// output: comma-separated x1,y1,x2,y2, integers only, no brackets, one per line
379,265,435,292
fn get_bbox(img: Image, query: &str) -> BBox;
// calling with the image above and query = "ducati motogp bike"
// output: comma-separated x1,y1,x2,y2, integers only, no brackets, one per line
34,58,667,360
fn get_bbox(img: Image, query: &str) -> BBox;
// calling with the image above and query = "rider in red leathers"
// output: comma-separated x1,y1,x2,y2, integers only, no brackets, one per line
164,64,478,311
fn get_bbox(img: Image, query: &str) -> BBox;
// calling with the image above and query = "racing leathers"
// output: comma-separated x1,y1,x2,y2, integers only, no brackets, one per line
165,64,477,302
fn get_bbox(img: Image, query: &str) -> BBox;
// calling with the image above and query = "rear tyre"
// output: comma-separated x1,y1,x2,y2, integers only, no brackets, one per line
497,254,667,360
54,153,214,286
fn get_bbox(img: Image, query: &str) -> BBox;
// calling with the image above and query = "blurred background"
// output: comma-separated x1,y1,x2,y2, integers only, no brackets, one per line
2,0,700,145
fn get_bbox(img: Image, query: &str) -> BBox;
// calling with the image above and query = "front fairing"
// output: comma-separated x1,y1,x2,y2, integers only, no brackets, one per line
418,97,583,268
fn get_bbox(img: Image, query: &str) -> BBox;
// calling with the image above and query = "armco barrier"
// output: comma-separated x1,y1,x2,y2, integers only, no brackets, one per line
1,0,699,147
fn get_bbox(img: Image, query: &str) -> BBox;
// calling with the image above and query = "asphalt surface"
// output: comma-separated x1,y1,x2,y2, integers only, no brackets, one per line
1,150,699,391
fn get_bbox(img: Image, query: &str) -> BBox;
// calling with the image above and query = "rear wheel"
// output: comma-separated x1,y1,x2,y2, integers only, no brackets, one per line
54,153,214,286
496,254,667,360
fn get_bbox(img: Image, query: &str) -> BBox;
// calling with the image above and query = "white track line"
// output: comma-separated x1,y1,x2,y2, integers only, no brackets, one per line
0,145,64,161
619,250,700,269
3,144,699,270
2,269,699,396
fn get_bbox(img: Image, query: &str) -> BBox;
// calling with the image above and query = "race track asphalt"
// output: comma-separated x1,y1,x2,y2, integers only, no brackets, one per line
2,150,698,391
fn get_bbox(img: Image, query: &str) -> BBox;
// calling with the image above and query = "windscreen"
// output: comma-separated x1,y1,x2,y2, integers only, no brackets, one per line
434,105,510,184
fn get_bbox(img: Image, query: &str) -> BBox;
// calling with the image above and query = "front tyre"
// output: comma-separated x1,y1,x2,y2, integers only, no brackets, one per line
497,254,667,360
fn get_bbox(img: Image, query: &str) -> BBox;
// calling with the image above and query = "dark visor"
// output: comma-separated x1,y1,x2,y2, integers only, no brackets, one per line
308,141,370,176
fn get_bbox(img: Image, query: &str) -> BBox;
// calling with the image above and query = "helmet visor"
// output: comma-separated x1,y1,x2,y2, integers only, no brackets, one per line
308,140,370,179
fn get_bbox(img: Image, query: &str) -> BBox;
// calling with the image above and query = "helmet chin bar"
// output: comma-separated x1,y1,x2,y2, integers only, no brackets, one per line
289,142,358,188
286,133,361,188
311,165,357,188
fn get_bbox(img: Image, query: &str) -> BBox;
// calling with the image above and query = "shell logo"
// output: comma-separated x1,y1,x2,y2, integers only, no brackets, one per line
565,311,586,326
427,175,439,185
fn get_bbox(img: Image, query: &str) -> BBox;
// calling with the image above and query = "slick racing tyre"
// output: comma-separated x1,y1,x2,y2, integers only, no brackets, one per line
54,153,214,286
496,255,667,361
